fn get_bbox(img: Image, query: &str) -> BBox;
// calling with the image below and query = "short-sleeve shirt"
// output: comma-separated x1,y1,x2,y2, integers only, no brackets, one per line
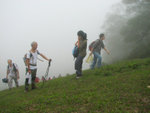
27,50,40,70
79,40,87,57
8,63,18,77
93,39,105,54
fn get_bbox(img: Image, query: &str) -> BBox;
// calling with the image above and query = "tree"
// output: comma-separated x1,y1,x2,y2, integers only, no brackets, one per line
103,0,150,63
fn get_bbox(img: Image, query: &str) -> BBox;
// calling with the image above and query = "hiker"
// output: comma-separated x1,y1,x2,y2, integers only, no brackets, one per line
6,59,19,90
75,30,87,79
25,41,51,92
90,33,110,69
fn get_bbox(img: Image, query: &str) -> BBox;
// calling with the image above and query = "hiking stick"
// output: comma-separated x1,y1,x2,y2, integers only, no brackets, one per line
42,61,51,87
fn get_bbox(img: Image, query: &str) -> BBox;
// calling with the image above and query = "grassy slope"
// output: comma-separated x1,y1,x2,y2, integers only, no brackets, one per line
0,58,150,113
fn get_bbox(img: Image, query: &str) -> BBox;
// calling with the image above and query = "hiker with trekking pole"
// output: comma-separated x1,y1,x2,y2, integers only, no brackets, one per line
89,33,110,69
73,30,87,79
24,41,52,92
4,59,20,90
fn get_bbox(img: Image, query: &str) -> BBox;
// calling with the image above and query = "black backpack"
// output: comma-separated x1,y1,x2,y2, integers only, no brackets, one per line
23,53,33,66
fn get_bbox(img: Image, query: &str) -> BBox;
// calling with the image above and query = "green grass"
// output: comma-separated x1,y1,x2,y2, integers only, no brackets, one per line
0,58,150,113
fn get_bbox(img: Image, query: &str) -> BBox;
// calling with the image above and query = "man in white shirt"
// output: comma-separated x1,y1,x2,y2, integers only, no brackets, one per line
25,41,52,92
6,59,20,90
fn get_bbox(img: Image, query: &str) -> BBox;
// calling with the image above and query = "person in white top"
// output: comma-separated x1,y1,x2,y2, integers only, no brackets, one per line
6,59,20,90
25,41,52,92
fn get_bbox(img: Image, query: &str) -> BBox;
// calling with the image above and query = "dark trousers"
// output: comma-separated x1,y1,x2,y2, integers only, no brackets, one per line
75,55,84,77
25,69,37,90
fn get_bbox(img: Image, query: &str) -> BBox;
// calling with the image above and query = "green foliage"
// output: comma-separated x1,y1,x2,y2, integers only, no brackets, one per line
103,0,150,63
0,58,150,113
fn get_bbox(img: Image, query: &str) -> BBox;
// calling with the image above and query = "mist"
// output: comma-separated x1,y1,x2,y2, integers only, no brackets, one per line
103,0,150,63
0,0,121,90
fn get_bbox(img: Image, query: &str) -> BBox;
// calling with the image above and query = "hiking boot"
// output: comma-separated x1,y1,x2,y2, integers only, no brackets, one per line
31,85,37,90
24,89,29,93
76,76,80,79
76,76,81,79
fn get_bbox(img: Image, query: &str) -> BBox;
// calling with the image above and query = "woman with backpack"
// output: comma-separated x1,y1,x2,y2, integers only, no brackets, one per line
75,30,87,79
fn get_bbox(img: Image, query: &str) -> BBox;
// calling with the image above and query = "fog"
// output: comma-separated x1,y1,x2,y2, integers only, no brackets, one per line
0,0,121,90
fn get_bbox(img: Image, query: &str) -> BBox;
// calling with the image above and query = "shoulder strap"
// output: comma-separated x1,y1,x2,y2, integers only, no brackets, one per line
7,65,9,70
28,51,33,58
37,50,40,55
30,52,33,58
13,63,17,72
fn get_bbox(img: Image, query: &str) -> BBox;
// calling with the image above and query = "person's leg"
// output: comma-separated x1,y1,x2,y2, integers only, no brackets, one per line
75,56,79,76
25,68,29,91
8,76,13,90
78,56,84,77
25,78,29,91
95,53,102,68
75,55,83,77
31,69,37,89
14,76,19,88
90,52,97,69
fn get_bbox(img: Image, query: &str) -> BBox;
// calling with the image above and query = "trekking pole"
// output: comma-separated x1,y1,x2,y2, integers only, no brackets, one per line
42,60,51,87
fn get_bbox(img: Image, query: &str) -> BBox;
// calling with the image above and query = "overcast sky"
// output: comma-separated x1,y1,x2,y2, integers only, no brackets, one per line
0,0,121,90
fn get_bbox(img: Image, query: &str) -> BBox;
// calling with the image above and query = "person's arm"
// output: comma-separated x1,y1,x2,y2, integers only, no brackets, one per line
26,58,31,74
75,41,80,48
90,48,94,56
40,53,51,62
15,64,20,79
101,40,110,55
6,69,9,79
16,69,20,79
75,41,78,46
104,47,110,55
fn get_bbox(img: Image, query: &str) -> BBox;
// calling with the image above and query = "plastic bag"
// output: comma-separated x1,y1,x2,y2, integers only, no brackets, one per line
26,72,31,84
86,55,93,63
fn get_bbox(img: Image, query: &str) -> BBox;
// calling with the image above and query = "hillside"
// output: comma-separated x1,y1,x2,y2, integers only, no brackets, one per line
0,58,150,113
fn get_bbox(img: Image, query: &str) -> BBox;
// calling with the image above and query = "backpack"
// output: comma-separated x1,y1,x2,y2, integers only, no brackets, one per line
23,53,33,66
72,46,79,58
89,41,96,51
7,63,17,73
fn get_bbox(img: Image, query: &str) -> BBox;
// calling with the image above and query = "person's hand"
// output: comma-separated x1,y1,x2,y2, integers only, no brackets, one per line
48,59,52,62
75,41,78,46
107,51,110,55
90,52,93,56
17,76,20,80
75,43,77,46
28,69,31,74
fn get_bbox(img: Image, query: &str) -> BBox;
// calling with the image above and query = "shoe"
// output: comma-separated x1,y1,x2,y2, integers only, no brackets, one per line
76,76,80,79
147,86,150,88
24,89,29,93
32,86,37,90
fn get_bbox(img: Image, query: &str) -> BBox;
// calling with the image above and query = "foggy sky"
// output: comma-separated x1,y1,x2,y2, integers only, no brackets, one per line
0,0,121,90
